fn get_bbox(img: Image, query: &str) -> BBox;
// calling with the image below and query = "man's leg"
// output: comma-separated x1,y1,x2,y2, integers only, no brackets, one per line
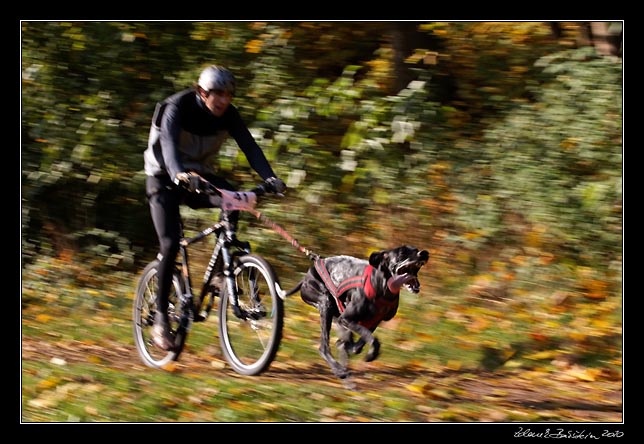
146,177,181,350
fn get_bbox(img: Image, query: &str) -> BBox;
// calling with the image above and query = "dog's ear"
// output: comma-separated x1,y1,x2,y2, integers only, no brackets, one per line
369,250,386,268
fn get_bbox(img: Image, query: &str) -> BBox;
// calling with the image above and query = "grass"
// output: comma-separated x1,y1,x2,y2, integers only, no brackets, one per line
20,257,623,423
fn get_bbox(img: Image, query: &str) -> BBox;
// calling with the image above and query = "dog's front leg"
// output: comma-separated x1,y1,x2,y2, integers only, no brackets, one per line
318,298,350,379
336,329,366,356
347,337,366,355
337,317,380,363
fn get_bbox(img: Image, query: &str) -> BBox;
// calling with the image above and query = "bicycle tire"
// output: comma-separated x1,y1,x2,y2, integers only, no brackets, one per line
218,254,284,376
132,260,189,368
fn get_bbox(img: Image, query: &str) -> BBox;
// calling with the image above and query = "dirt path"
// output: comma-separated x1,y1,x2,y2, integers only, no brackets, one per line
22,336,623,423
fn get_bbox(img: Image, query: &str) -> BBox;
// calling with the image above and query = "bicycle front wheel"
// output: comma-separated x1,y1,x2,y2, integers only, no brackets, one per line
218,254,283,376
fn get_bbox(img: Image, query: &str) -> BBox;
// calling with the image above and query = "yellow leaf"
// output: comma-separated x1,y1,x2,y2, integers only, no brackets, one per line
427,388,451,400
524,350,558,360
245,39,263,54
505,360,523,368
416,332,436,342
35,314,52,323
37,376,60,390
501,348,517,361
406,378,428,395
569,331,586,341
566,366,599,382
591,319,611,329
162,398,178,407
466,317,489,332
161,361,177,372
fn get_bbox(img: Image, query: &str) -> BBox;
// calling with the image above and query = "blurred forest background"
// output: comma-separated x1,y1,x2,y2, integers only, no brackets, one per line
22,21,622,302
21,22,624,423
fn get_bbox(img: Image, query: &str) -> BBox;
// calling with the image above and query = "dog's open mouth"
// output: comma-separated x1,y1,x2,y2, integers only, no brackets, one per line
392,261,426,294
404,276,421,293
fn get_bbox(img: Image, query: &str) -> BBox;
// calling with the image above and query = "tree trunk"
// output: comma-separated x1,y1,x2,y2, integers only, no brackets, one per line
549,21,622,57
388,22,440,94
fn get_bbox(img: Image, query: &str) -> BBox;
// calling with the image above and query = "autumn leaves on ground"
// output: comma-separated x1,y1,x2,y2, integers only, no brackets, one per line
21,255,622,423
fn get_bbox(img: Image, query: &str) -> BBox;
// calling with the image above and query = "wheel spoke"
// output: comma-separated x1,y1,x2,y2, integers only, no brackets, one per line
218,255,283,376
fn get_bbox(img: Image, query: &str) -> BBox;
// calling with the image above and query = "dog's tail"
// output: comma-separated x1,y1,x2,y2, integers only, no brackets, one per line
277,281,303,299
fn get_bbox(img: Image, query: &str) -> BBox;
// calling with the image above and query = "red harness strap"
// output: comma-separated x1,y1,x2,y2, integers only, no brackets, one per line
315,259,390,329
359,296,399,331
314,259,343,311
315,259,370,313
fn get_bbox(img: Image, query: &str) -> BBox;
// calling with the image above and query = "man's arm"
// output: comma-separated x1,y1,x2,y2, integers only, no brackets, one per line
227,107,277,181
158,102,185,181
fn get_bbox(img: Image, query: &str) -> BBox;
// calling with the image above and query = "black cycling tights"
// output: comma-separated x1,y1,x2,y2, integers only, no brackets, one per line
146,174,238,323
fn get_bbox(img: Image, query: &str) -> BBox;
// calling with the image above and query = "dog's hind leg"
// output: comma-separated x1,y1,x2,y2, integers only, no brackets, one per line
318,299,350,379
335,325,353,367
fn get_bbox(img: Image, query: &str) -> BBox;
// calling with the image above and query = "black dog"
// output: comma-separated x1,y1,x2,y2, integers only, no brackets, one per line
284,246,429,379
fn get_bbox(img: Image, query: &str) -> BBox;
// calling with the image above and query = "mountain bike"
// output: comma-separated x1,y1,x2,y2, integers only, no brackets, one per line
132,177,303,376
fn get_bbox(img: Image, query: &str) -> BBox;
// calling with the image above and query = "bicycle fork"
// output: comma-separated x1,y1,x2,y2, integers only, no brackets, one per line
221,232,259,320
220,246,241,318
177,244,195,331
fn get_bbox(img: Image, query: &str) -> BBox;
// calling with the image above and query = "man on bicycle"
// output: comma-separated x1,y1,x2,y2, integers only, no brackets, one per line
143,65,286,350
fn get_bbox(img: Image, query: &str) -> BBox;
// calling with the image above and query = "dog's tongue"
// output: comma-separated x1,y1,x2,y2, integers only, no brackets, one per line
387,273,413,294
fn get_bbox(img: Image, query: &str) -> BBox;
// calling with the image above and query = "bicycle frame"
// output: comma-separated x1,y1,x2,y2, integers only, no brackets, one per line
133,179,309,373
177,210,251,324
176,178,319,317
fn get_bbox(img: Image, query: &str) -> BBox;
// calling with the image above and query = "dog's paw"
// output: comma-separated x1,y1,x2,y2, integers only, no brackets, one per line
350,339,366,355
337,338,365,356
333,366,351,379
365,338,380,362
342,378,357,390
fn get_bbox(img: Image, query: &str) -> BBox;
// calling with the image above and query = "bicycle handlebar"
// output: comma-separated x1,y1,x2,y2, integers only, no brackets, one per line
179,174,282,212
178,173,318,260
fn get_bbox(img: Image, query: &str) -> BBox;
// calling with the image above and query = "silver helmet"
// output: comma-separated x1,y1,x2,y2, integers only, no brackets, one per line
198,65,236,95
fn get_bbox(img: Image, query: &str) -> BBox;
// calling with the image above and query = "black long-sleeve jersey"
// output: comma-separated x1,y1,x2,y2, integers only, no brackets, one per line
144,88,276,181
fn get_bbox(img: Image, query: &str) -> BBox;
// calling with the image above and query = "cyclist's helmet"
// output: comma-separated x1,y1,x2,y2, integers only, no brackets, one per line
198,65,236,96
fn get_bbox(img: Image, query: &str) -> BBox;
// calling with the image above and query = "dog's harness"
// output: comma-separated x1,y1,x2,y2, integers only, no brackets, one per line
314,259,399,330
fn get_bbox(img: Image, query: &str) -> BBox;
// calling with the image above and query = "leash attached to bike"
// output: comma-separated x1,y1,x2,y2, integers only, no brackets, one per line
186,174,322,261
213,185,321,262
252,211,320,261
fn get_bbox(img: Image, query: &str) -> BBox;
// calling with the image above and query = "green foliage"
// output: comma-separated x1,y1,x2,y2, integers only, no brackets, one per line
470,48,622,269
22,22,622,301
21,22,256,264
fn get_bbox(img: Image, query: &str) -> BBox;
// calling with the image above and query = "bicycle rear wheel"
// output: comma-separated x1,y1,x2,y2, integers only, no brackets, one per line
132,260,188,368
218,254,283,376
